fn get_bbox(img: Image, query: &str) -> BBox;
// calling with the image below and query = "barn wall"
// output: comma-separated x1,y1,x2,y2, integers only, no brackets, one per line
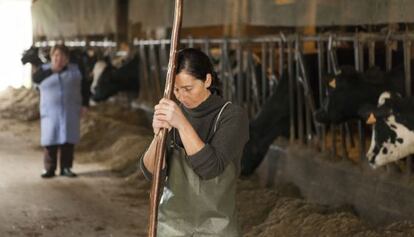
249,0,414,26
128,0,231,29
257,142,414,224
32,0,117,39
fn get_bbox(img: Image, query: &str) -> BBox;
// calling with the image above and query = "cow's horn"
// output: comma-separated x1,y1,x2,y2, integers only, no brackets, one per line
329,79,336,88
366,113,376,125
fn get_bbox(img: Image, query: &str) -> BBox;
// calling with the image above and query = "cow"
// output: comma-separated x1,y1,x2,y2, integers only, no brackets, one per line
21,46,47,68
90,54,140,102
358,91,414,168
315,62,413,124
241,53,321,176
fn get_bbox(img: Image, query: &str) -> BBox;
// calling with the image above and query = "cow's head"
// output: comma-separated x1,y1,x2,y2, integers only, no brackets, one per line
315,66,385,124
359,91,414,168
315,66,363,124
21,46,43,67
90,59,119,102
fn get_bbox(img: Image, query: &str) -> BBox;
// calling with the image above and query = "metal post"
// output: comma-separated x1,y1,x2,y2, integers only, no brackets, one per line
295,36,304,144
403,36,412,176
317,39,326,151
261,42,268,105
287,41,296,143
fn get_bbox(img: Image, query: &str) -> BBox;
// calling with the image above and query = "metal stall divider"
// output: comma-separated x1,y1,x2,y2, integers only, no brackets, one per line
295,35,305,144
236,39,245,107
353,34,366,163
368,40,376,68
247,47,261,116
267,38,278,97
158,40,169,88
138,43,155,105
149,43,162,101
261,41,268,105
317,38,327,151
296,48,320,145
403,35,412,176
203,38,212,58
287,39,296,143
326,35,337,158
220,38,236,102
328,35,349,160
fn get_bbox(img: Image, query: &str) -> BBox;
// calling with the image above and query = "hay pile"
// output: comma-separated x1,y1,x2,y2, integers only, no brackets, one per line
77,103,152,174
237,176,414,237
0,87,40,121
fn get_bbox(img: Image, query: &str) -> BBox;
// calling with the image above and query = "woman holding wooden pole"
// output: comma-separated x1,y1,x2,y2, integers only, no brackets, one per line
140,48,249,236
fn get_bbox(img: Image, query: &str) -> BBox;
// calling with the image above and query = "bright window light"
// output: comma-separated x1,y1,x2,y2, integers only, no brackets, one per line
0,0,32,91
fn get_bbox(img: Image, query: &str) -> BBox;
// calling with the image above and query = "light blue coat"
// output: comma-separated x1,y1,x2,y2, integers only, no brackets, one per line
38,63,82,146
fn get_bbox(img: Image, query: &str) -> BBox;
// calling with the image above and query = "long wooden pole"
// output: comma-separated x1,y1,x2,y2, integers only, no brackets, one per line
147,0,183,237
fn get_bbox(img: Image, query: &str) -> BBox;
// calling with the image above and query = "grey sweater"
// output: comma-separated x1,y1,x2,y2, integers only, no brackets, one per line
141,94,249,180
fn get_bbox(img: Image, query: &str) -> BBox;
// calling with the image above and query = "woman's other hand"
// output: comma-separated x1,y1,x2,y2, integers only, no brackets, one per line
153,98,187,134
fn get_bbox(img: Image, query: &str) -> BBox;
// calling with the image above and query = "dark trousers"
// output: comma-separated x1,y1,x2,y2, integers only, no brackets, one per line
43,143,75,172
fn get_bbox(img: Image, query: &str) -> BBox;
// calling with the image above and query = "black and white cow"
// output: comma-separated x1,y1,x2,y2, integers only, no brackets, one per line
358,91,414,168
90,55,140,102
315,62,413,124
241,53,321,176
21,46,47,68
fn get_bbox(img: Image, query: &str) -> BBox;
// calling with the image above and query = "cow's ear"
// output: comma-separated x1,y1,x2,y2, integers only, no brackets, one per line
366,113,377,125
328,78,336,89
358,104,377,123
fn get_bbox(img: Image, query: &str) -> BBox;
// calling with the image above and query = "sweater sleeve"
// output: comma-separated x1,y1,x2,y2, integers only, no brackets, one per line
187,106,249,180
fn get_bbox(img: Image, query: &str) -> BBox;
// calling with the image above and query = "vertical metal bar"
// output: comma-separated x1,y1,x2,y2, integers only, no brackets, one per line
248,48,260,116
287,41,296,143
187,36,194,48
279,39,285,81
354,35,361,72
220,40,228,100
368,40,375,68
149,43,162,99
268,41,277,96
403,37,412,176
245,49,251,114
359,39,365,72
317,39,326,151
354,35,365,162
203,38,211,58
298,51,318,144
385,40,393,72
159,41,169,86
224,40,236,101
236,40,244,106
326,38,337,157
295,36,304,144
404,38,412,97
261,42,267,105
138,44,153,104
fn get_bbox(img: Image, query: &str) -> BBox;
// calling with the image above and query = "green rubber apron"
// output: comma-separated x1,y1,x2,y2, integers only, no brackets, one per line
157,102,240,237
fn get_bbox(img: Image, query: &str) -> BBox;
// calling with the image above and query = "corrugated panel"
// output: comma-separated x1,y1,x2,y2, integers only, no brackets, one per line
250,0,414,26
128,0,230,29
32,0,117,38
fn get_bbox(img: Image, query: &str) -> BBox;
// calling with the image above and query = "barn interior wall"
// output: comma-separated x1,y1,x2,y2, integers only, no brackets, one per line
32,0,117,40
32,0,414,41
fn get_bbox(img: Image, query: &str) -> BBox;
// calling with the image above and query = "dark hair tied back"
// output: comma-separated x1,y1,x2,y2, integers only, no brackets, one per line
176,48,221,95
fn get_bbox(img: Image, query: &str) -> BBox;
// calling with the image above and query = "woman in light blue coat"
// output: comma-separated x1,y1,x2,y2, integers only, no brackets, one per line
33,45,87,178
